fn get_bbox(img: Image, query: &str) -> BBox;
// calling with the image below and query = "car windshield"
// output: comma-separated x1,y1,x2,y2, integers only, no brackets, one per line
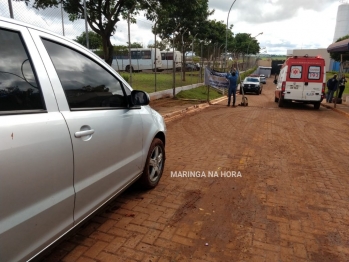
245,78,259,82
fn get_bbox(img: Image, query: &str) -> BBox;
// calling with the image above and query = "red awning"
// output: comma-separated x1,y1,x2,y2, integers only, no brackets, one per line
327,38,349,53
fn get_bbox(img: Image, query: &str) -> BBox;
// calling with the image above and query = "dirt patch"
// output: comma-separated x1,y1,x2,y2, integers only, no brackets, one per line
169,190,201,226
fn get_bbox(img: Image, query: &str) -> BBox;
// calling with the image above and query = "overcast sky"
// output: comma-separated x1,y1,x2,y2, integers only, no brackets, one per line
0,0,344,54
122,0,341,55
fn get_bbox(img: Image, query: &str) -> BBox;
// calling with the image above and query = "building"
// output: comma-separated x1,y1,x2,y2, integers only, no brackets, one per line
333,2,349,42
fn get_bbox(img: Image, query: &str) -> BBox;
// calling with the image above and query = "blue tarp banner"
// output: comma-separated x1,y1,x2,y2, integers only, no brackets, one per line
204,67,229,88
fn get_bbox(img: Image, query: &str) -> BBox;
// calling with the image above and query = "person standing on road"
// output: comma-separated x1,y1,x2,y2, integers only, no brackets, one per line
226,68,239,107
326,74,338,103
338,75,347,99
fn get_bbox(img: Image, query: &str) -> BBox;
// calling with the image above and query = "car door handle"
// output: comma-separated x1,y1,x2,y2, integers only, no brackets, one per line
75,129,95,138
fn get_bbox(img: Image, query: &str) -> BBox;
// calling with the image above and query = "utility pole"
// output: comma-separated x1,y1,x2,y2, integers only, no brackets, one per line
225,0,237,70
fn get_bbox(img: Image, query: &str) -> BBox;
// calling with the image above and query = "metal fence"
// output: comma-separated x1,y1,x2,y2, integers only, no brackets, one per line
0,0,88,40
0,1,248,96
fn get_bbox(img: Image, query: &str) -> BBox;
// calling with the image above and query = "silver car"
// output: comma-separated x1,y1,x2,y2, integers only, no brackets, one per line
260,74,267,84
0,16,166,262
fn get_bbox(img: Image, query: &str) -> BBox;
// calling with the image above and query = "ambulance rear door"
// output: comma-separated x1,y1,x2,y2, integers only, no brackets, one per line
284,62,304,101
302,63,324,101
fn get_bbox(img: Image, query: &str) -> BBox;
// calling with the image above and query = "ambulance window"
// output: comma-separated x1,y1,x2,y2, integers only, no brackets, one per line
290,65,302,79
308,66,320,80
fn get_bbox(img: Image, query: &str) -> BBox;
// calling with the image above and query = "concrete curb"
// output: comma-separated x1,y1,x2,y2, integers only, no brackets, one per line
163,96,228,122
321,103,349,118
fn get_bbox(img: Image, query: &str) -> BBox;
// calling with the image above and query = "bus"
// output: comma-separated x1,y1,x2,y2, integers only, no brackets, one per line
112,48,162,72
160,50,182,71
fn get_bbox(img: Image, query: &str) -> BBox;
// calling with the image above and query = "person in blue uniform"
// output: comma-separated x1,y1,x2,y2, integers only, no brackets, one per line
225,68,239,107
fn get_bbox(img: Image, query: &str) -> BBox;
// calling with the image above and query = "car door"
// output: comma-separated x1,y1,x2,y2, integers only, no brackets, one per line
30,30,143,223
0,22,74,262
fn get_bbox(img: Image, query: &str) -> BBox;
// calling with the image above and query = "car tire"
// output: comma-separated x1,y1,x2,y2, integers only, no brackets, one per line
278,96,284,107
139,138,165,189
314,102,320,110
125,65,134,73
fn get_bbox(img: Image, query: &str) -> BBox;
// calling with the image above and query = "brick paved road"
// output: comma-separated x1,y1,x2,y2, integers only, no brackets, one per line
44,78,349,262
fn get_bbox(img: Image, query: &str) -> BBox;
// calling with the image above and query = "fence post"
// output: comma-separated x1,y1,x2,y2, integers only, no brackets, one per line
83,0,89,49
8,0,14,18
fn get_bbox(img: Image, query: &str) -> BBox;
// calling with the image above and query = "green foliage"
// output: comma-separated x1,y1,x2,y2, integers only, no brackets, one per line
126,72,202,93
330,35,349,62
74,31,102,50
194,19,230,60
24,0,140,65
176,86,223,100
238,67,258,84
233,33,260,57
120,74,129,83
148,40,169,51
128,42,143,48
142,0,212,55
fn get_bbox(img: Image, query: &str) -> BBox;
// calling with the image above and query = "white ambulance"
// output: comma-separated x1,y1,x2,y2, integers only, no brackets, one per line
274,55,326,109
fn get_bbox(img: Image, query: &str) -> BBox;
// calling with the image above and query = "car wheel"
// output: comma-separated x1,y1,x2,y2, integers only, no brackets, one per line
139,138,165,189
278,96,284,107
256,89,260,95
314,102,320,110
125,65,134,73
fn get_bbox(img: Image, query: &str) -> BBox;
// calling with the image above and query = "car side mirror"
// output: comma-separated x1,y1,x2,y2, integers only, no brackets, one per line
273,79,277,84
130,90,150,106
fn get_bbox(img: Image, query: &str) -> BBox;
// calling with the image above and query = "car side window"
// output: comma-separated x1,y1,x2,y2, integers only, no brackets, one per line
0,28,45,113
42,39,128,110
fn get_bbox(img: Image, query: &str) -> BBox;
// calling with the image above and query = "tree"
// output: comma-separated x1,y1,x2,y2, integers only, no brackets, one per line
74,31,102,50
232,33,261,62
330,35,349,62
193,19,230,60
128,42,143,48
148,40,169,51
142,0,212,80
23,0,140,65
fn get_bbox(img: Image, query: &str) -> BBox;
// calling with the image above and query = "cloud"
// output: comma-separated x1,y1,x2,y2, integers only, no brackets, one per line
0,0,342,54
210,0,337,23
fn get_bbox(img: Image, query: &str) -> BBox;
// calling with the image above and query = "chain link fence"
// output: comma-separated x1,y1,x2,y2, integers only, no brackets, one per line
0,0,88,41
0,1,227,98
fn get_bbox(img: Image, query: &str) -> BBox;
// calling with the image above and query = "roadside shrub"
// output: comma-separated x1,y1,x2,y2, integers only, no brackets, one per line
121,74,129,83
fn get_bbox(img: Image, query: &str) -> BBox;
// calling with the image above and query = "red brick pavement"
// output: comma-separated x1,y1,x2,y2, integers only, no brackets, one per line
43,78,349,262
